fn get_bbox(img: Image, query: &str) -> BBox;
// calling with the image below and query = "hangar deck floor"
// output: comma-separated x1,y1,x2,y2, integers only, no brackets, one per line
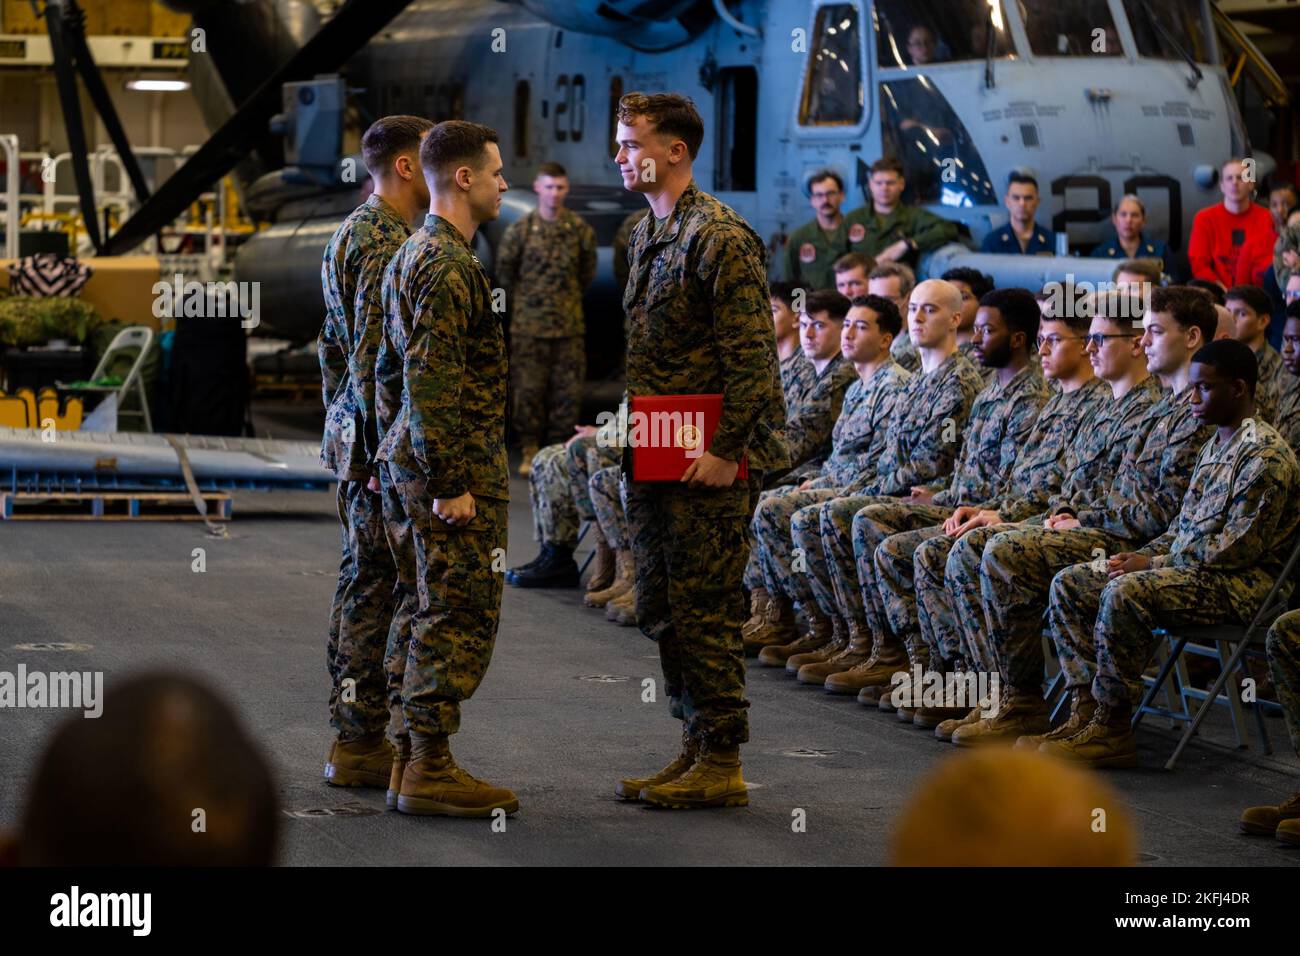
0,404,1297,867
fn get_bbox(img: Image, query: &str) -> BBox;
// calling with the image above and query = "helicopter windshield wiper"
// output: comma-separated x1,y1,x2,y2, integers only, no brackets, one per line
1141,4,1202,89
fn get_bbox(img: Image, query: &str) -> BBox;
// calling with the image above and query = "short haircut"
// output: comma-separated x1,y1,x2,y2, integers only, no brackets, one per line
1113,193,1146,216
1042,308,1092,336
769,280,799,309
1192,338,1259,395
420,120,499,183
804,289,852,323
21,673,278,865
833,251,876,275
1151,286,1217,341
852,294,903,339
979,287,1040,345
870,156,905,178
361,114,435,177
941,267,994,300
1270,182,1298,202
1092,289,1147,328
1185,278,1226,306
1287,300,1300,322
808,169,844,193
537,161,567,178
1225,284,1273,317
1007,169,1039,191
617,91,704,160
1113,259,1162,284
868,261,916,298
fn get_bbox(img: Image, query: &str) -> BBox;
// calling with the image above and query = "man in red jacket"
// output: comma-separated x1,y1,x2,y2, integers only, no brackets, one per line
1188,158,1276,288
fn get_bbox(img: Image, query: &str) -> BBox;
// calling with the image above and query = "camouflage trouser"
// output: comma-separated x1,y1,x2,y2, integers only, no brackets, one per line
855,503,954,662
915,523,1015,676
792,495,895,635
750,486,840,606
328,478,399,740
528,434,618,548
1049,563,1243,709
625,473,760,747
971,525,1129,695
589,464,629,549
1266,609,1300,755
511,333,585,448
390,460,509,736
379,462,419,742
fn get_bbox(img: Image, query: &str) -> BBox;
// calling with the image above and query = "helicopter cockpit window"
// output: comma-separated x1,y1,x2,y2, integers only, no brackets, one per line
874,0,1013,68
798,3,863,126
879,77,999,208
1017,0,1121,57
1123,0,1211,63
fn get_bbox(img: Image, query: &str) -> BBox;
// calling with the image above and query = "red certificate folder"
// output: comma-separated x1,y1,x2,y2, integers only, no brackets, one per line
628,393,749,482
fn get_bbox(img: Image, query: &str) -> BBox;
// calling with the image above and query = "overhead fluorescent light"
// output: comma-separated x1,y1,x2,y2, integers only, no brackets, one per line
125,79,191,92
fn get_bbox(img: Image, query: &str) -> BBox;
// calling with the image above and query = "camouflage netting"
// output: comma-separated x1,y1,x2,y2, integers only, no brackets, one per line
0,296,102,347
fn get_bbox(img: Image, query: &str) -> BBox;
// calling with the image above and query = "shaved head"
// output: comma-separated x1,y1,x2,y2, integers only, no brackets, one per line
915,278,963,314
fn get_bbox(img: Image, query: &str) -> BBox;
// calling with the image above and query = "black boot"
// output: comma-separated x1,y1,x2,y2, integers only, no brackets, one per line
506,542,580,588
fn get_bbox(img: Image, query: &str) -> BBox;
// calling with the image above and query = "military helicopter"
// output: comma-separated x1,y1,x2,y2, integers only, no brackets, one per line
224,0,1289,369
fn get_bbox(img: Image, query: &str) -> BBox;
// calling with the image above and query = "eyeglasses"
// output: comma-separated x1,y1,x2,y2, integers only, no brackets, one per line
1036,333,1084,349
1082,332,1141,347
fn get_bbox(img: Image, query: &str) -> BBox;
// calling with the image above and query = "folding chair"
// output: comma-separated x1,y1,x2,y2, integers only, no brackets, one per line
62,325,154,432
1134,533,1300,770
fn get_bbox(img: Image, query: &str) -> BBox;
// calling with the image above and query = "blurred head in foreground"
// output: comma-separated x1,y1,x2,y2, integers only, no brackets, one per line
889,748,1137,866
21,672,278,866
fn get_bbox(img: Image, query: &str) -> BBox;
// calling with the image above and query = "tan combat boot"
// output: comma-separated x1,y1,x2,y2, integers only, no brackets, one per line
1277,819,1300,846
584,533,616,594
585,548,634,607
743,595,801,655
607,587,638,625
641,741,748,809
517,444,538,477
615,729,699,801
1036,703,1136,767
1015,688,1097,750
952,692,1050,748
756,612,832,667
786,613,848,674
397,731,520,817
798,620,880,685
742,587,772,637
1239,790,1300,836
823,633,909,695
386,734,410,810
934,707,983,741
324,732,392,789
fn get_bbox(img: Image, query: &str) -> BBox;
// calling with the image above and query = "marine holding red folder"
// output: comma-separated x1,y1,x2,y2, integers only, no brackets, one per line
610,91,787,810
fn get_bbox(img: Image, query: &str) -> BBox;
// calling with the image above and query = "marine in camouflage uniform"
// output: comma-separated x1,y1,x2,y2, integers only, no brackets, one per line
1046,419,1299,755
496,207,597,447
780,216,853,293
589,462,629,551
623,181,788,749
319,193,410,742
1265,609,1300,756
748,358,911,610
376,212,508,737
777,352,856,481
891,336,990,381
877,374,1108,672
921,375,1162,682
963,382,1212,708
524,433,621,552
790,350,983,641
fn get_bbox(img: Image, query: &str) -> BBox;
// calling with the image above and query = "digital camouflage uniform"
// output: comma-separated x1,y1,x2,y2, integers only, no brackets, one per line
790,350,982,631
884,375,1109,668
843,203,958,269
589,463,629,549
319,193,410,741
777,353,857,480
1254,342,1287,427
623,182,788,748
614,209,650,300
1048,420,1300,708
1265,609,1300,755
964,384,1211,694
749,359,911,607
926,375,1163,676
890,337,990,383
526,432,621,549
496,208,597,446
853,365,1052,662
780,217,853,292
376,213,508,737
1276,376,1300,453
